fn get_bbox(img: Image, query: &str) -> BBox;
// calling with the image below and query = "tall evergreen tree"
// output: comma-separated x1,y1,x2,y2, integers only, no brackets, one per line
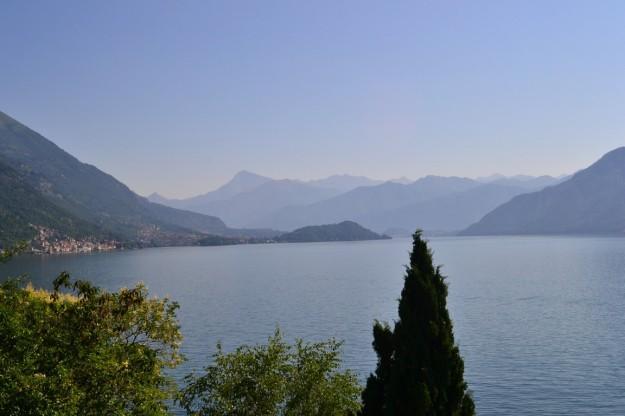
361,231,475,416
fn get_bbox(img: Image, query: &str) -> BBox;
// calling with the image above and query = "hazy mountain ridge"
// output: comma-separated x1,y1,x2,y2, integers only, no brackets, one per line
153,170,274,210
251,176,559,233
253,176,481,231
148,172,384,225
148,169,561,234
462,147,625,235
173,179,343,228
359,182,534,233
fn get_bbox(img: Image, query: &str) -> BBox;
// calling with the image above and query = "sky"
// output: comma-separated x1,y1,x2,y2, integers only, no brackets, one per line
2,1,625,198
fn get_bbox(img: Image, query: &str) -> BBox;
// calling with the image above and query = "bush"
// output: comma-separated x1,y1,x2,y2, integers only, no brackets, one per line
0,272,182,415
178,330,362,416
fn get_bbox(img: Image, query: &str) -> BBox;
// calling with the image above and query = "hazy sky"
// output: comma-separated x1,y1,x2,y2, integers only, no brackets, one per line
2,1,625,198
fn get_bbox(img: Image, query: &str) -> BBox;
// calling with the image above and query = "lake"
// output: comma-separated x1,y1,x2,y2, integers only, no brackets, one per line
2,236,625,415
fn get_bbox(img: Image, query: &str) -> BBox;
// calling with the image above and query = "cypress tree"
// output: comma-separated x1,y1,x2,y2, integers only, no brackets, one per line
361,231,475,416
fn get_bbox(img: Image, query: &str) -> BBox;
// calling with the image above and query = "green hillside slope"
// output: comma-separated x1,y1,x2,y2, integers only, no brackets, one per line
0,111,229,245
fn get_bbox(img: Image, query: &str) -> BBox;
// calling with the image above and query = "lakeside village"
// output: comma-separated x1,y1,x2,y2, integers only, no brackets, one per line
30,226,119,254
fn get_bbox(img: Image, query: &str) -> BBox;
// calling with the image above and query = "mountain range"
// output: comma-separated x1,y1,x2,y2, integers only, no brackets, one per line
153,171,562,234
7,108,616,247
156,178,343,228
148,170,274,210
0,111,272,247
462,147,625,235
148,172,389,227
260,176,567,234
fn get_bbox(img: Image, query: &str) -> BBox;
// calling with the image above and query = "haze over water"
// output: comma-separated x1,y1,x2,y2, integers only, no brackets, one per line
3,236,625,415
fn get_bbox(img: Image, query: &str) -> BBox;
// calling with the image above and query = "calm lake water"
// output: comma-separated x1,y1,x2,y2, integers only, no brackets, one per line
2,236,625,415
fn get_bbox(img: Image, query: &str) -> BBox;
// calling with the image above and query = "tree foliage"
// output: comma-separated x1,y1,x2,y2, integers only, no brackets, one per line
0,270,182,415
360,231,475,416
0,241,27,263
178,330,362,416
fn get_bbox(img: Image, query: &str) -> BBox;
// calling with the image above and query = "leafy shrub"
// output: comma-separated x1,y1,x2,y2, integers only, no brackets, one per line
0,272,182,416
179,330,362,416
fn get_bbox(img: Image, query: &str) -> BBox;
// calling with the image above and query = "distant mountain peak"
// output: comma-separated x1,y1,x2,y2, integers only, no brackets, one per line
588,146,625,168
232,170,270,180
146,192,174,205
209,170,270,189
601,146,625,156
